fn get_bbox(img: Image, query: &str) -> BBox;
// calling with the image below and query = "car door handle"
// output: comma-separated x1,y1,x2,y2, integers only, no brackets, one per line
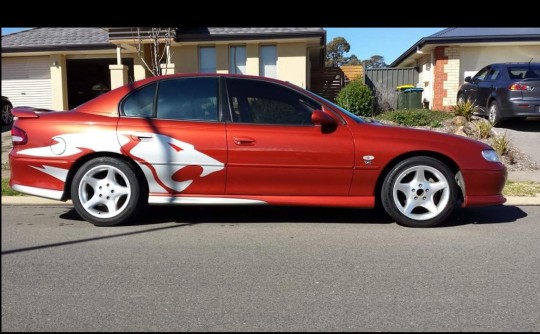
130,132,153,141
233,136,256,145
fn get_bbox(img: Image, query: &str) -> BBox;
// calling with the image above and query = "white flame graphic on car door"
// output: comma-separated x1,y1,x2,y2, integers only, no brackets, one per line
17,130,224,193
122,132,224,193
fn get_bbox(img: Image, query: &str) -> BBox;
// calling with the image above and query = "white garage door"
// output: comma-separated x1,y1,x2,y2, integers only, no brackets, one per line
1,56,52,109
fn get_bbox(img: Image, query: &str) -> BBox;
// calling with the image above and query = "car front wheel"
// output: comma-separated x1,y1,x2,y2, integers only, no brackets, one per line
71,157,145,226
488,101,503,127
381,157,458,228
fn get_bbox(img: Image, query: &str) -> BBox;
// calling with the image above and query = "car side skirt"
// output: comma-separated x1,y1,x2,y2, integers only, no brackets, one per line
148,195,376,208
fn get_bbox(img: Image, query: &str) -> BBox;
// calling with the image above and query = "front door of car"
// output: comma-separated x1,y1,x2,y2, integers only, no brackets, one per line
468,66,491,112
116,77,227,196
224,78,355,196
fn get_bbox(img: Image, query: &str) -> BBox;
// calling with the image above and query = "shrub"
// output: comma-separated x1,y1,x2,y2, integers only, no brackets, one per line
476,120,492,139
451,98,478,121
492,132,510,156
375,109,453,128
336,80,374,117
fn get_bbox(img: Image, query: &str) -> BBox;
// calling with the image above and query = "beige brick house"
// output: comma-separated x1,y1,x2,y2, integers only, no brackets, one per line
2,27,325,110
391,28,540,110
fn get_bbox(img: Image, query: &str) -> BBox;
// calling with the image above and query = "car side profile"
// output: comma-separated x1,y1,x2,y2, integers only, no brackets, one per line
10,74,507,228
457,62,540,126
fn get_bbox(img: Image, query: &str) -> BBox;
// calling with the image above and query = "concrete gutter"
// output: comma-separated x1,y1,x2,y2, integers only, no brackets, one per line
2,196,539,206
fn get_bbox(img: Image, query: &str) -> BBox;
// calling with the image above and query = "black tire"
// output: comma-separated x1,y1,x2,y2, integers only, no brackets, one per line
488,100,504,127
457,94,464,105
2,100,13,126
71,157,145,226
381,157,458,228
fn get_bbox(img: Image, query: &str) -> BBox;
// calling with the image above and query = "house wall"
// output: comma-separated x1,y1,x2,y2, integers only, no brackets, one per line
277,42,307,88
169,42,308,88
416,54,432,108
460,45,540,82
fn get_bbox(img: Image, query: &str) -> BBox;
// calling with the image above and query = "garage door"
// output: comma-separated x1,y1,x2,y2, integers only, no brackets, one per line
1,56,52,109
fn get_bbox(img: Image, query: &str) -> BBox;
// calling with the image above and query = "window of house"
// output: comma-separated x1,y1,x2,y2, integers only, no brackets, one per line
156,77,218,121
229,46,246,74
260,45,277,78
121,83,157,117
199,47,216,73
226,78,320,125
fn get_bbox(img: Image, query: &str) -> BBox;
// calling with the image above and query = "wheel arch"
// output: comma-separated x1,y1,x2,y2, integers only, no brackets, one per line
62,152,148,201
374,150,463,207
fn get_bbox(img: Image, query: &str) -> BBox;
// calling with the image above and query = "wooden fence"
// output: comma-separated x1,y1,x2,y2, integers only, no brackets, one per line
309,67,345,102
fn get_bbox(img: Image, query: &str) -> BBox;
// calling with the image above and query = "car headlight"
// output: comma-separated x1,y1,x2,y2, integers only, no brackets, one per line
482,149,501,162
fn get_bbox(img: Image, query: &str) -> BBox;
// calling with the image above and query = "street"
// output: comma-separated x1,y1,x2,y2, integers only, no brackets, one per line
2,204,539,331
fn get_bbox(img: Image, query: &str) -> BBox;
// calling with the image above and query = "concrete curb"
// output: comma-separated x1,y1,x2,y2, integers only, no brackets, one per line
2,196,539,206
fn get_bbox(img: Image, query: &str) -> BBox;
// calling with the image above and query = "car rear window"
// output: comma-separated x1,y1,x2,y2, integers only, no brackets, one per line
507,65,540,79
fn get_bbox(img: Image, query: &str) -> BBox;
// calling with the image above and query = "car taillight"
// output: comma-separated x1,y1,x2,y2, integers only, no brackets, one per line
11,126,28,145
509,84,532,91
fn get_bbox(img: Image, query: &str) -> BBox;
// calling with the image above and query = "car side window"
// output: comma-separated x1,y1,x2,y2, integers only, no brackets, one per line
121,83,157,118
226,78,321,125
472,67,490,82
486,68,500,81
156,77,219,121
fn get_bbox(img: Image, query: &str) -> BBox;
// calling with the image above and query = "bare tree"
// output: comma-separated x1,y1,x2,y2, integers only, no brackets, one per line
135,27,176,76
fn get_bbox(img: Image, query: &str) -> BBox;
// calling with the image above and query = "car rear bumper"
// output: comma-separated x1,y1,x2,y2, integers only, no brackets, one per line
505,99,540,118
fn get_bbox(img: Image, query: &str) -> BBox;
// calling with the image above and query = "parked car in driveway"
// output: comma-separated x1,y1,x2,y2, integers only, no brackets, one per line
9,74,507,228
2,96,13,126
457,62,540,126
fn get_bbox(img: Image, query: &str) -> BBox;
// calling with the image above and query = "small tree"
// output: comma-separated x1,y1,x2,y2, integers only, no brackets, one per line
363,55,387,69
336,80,374,117
325,37,351,67
135,27,176,76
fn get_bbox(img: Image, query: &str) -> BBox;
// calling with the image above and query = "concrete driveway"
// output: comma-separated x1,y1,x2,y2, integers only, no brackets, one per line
495,117,540,165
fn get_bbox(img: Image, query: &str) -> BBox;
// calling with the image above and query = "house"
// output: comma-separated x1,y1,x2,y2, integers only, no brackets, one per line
1,27,326,110
391,28,540,110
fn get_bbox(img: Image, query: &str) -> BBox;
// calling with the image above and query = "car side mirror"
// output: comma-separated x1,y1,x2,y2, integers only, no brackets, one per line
464,76,472,83
311,110,337,127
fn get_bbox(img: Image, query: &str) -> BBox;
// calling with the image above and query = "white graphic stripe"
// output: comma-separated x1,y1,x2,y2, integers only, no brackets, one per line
30,165,69,182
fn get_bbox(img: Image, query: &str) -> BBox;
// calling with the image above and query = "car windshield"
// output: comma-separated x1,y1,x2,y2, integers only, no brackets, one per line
507,64,540,79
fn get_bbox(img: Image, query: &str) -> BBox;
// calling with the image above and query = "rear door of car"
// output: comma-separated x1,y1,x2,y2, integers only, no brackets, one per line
116,77,227,196
223,77,355,196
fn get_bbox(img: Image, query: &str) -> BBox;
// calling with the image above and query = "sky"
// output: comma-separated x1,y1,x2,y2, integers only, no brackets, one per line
2,27,445,64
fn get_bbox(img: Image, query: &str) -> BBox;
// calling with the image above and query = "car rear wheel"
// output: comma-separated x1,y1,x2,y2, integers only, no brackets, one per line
71,157,144,226
381,157,458,228
488,101,503,127
2,101,13,126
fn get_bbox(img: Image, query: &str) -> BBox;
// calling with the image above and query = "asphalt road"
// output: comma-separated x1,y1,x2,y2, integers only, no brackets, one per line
2,204,539,332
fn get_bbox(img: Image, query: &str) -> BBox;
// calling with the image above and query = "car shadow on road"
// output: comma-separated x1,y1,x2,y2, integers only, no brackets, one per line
439,205,527,227
501,117,540,132
59,204,528,228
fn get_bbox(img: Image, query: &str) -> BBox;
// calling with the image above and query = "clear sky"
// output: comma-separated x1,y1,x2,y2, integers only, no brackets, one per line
325,27,444,64
2,27,445,65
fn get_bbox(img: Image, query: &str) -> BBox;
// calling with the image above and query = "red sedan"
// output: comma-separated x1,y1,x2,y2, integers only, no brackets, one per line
9,74,507,227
